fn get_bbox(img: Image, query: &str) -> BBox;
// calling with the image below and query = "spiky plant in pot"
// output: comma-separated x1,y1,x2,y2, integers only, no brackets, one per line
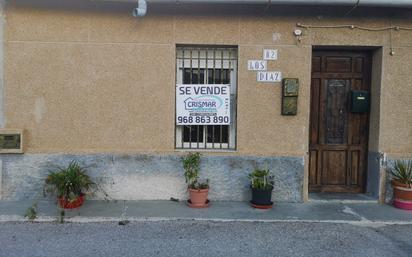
387,160,412,210
44,161,96,209
249,168,274,208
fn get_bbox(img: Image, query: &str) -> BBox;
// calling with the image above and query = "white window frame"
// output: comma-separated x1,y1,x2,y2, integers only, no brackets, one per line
175,46,237,150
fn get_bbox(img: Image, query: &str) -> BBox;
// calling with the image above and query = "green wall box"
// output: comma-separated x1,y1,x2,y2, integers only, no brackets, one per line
351,90,369,113
282,78,299,115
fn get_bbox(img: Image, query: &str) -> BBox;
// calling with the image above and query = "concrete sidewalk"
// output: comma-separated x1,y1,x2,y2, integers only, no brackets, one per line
0,200,411,225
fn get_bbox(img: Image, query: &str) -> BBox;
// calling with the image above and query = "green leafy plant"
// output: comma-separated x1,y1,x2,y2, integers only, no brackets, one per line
44,161,96,202
24,203,38,221
249,169,274,190
387,160,412,186
183,152,209,190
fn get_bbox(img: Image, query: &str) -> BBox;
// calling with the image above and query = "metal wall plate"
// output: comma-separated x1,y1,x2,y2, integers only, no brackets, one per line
282,97,298,115
0,129,23,153
283,78,299,97
282,78,299,115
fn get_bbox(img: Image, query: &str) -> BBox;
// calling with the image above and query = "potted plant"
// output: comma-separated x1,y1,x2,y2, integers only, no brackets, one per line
249,169,274,209
183,152,209,208
387,160,412,210
44,161,96,209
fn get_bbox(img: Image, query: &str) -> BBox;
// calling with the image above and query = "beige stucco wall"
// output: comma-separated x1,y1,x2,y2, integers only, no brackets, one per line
3,3,412,157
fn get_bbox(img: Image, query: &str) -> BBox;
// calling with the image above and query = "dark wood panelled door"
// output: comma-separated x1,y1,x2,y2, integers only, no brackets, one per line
309,50,371,193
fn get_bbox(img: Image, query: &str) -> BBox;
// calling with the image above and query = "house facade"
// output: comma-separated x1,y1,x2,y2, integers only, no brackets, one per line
0,0,411,203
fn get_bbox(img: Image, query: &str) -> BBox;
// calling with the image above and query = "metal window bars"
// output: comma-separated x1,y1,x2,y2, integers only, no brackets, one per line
175,46,238,150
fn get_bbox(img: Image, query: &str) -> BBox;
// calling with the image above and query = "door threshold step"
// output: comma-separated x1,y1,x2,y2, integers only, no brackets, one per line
309,199,378,204
309,193,378,203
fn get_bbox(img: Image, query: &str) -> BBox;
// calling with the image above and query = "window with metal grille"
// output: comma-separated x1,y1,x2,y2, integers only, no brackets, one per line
175,46,238,150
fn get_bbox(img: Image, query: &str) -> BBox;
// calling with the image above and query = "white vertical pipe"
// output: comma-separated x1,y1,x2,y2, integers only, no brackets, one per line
132,0,147,17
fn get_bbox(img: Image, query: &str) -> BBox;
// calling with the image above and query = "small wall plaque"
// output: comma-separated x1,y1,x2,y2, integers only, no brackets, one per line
263,49,278,60
0,129,23,153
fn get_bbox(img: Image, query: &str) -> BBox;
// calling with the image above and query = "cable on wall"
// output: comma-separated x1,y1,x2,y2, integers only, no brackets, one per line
295,22,412,56
296,23,412,31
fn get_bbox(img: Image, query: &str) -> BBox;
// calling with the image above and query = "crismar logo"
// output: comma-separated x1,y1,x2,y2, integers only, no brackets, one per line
184,95,223,111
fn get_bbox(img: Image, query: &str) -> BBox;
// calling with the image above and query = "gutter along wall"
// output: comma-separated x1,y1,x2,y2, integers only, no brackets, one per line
1,1,411,201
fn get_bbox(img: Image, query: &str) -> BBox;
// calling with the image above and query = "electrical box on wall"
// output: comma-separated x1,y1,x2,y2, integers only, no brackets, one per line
281,78,299,115
0,129,23,153
351,90,369,113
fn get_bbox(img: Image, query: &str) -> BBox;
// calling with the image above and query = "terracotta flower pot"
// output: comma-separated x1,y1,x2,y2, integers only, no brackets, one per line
391,180,412,210
188,188,209,208
58,194,85,209
392,180,412,201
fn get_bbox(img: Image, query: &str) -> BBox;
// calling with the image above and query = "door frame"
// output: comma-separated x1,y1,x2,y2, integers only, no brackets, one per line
307,47,374,195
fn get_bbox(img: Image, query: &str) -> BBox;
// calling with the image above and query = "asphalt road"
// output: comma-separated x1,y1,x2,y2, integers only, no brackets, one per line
0,221,411,257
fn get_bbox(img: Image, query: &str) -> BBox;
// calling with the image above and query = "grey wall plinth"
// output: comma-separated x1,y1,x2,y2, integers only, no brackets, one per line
0,153,304,203
366,152,381,198
385,159,395,203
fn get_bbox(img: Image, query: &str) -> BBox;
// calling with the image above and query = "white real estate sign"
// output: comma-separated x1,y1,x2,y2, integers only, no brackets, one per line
176,84,230,125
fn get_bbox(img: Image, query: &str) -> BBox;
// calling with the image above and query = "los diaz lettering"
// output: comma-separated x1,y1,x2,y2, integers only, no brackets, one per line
179,85,228,95
257,71,282,82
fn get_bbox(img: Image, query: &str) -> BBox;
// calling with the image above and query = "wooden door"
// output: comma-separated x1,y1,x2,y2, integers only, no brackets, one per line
309,50,371,193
